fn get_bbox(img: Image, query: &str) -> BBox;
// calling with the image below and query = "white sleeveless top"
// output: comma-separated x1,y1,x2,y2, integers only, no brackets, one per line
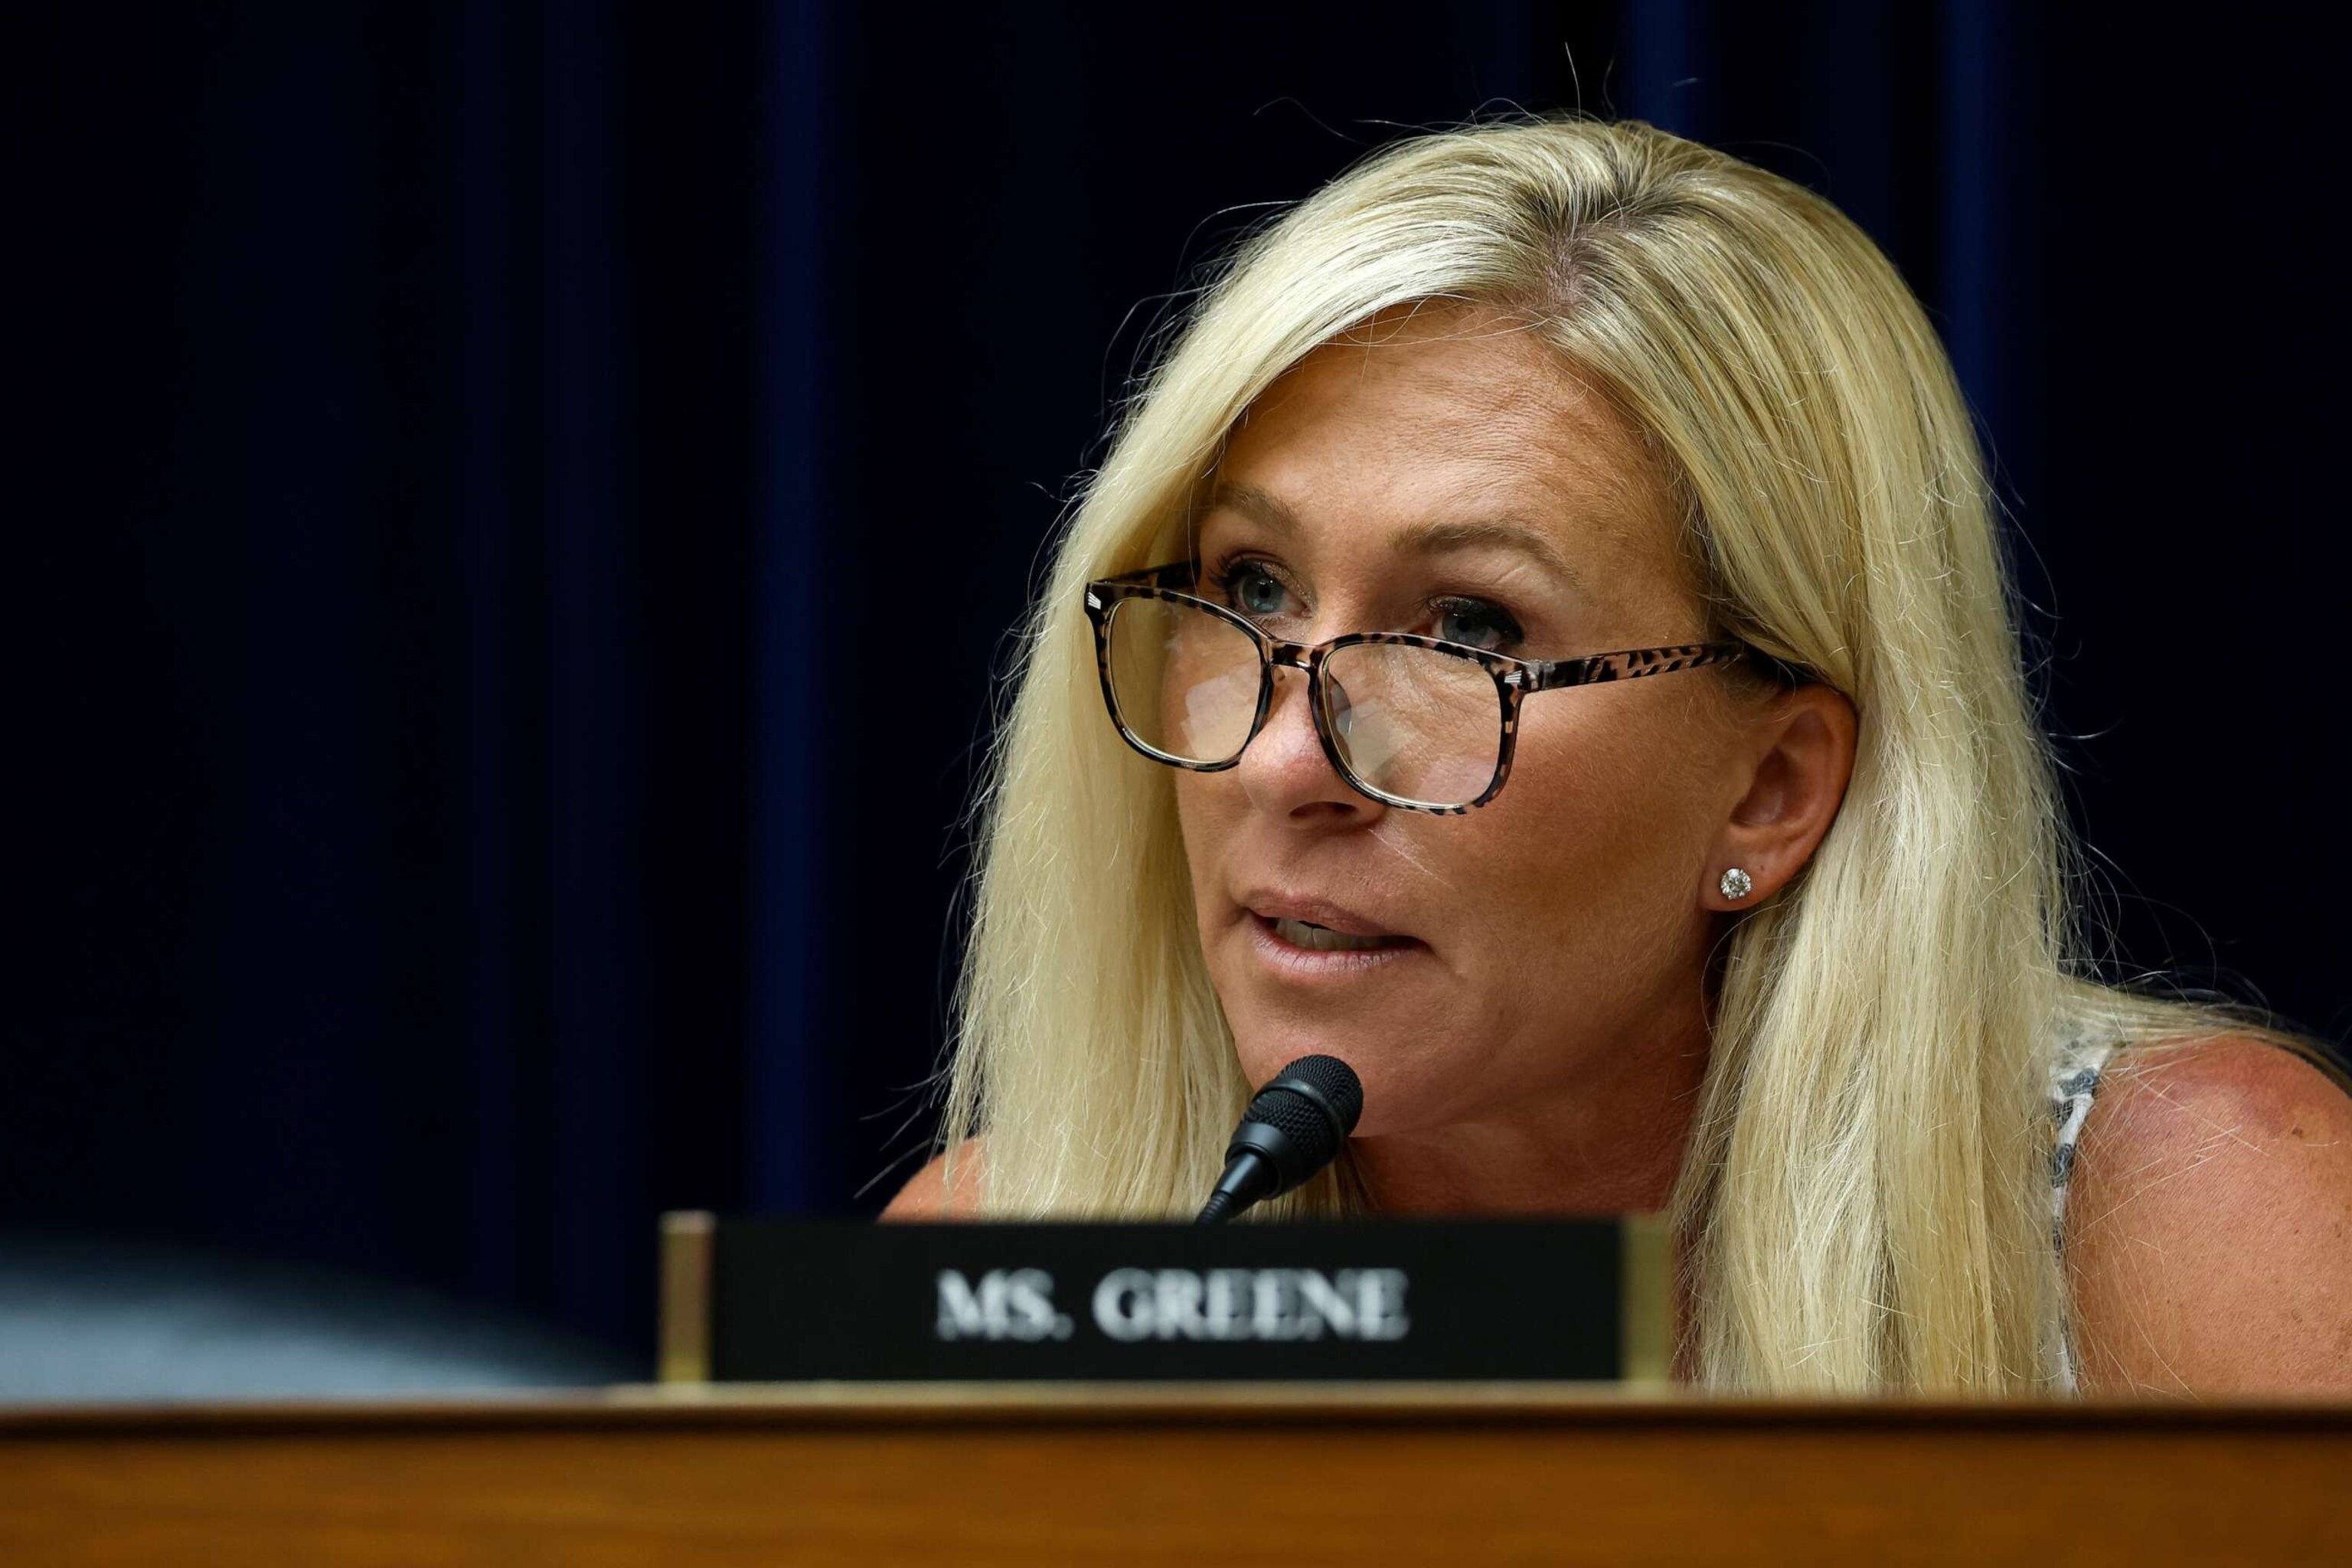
2047,1023,2122,1393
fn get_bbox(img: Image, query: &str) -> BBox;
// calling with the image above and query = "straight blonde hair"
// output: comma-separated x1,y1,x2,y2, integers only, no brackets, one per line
935,115,2281,1393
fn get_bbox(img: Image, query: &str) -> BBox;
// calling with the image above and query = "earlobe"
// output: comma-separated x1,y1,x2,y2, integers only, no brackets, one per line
1704,684,1857,910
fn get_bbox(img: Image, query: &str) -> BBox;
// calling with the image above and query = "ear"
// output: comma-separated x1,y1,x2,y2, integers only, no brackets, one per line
1702,684,1858,911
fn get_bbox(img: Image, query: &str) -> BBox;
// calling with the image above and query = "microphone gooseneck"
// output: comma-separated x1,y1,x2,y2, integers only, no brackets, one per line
1196,1054,1364,1224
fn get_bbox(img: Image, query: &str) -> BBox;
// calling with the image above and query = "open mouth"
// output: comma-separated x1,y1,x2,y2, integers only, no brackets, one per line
1259,915,1419,953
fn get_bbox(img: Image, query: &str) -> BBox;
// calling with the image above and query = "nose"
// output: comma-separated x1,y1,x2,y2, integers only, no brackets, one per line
1234,661,1386,822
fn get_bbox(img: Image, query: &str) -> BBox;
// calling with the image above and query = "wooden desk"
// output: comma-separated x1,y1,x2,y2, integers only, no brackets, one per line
3,1385,2345,1563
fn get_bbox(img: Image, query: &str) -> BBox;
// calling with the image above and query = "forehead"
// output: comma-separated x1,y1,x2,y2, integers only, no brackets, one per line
1204,307,1683,586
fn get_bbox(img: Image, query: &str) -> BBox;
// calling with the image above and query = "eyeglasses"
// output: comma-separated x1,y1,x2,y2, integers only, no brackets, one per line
1083,560,1764,814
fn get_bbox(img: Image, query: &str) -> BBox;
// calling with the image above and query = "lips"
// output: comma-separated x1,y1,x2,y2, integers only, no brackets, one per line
1243,911,1424,980
1242,888,1420,973
1240,890,1413,942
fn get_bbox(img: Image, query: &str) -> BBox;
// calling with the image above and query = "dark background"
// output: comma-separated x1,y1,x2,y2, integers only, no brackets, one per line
5,2,2343,1367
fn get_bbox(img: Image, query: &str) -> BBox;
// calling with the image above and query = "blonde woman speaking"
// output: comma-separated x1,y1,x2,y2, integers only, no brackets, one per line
884,116,2352,1399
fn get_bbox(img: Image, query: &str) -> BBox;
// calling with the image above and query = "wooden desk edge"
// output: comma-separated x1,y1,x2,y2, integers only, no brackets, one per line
4,1383,2348,1439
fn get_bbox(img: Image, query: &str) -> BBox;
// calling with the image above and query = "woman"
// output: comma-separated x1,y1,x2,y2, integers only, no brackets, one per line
882,116,2352,1396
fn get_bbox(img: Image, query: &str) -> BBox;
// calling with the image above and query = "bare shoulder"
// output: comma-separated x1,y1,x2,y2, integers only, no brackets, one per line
878,1138,988,1221
2068,1034,2352,1396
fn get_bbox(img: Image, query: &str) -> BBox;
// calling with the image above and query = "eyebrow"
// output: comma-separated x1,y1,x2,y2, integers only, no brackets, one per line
1207,481,1585,590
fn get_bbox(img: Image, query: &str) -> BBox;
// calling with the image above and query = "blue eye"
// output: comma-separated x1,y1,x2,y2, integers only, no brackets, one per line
1434,596,1523,652
1219,560,1292,620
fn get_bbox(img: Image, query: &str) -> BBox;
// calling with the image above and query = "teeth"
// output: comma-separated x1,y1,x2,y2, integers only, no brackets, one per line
1272,917,1392,952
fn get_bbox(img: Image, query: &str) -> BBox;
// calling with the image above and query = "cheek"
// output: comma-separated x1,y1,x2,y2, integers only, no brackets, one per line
1171,772,1237,914
1475,689,1730,946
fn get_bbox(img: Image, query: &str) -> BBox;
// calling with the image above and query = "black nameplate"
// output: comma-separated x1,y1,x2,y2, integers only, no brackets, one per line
681,1217,1668,1383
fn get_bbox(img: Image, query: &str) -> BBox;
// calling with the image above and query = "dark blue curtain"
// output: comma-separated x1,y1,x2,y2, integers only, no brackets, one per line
6,2,2342,1361
1626,4,2351,1051
5,2,789,1352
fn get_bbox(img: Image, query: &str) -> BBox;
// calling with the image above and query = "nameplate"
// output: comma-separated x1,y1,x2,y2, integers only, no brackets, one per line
660,1215,1670,1383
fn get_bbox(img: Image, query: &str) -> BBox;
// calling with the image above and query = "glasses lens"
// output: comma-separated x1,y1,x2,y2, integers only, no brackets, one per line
1105,596,1262,763
1321,641,1502,808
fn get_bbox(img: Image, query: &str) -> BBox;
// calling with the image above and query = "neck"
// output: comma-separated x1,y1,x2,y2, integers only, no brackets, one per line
1345,985,1713,1217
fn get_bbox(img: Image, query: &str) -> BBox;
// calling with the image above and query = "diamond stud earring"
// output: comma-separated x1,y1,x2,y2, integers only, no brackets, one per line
1718,867,1753,901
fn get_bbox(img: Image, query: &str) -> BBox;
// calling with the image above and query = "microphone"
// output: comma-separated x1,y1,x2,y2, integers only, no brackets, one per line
1196,1055,1364,1224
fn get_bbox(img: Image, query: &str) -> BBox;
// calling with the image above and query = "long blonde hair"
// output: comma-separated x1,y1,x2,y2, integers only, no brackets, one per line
936,115,2271,1393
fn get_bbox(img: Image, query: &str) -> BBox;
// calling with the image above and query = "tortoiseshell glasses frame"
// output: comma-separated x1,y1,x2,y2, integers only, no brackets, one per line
1083,560,1769,815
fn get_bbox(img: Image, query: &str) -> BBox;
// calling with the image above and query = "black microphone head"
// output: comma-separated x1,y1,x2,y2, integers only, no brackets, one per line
1263,1054,1364,1138
1228,1054,1364,1194
1200,1056,1367,1221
